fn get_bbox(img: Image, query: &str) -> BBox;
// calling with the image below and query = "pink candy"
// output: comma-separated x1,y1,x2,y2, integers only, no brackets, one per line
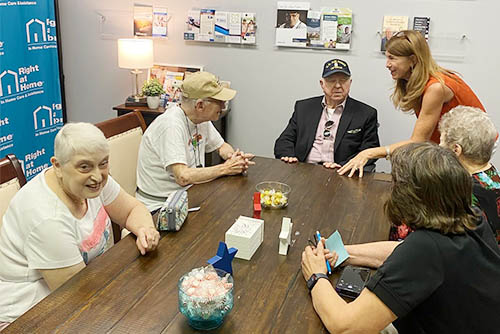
181,266,233,299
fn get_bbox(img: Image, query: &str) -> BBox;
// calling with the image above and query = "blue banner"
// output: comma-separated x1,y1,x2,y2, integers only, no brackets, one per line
0,0,64,180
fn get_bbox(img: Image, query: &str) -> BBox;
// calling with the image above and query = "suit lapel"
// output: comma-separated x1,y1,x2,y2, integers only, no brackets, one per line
305,97,324,152
334,96,354,152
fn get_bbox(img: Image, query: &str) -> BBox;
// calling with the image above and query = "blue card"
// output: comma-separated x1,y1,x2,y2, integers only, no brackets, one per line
325,231,349,268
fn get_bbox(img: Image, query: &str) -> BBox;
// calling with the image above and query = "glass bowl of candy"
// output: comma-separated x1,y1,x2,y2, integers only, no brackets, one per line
255,181,291,209
178,266,234,330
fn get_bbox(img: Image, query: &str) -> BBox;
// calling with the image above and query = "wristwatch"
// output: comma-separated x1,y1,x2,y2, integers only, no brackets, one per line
307,273,329,292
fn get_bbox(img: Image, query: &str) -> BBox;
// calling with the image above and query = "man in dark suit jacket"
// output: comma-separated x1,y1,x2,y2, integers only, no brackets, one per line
274,59,380,172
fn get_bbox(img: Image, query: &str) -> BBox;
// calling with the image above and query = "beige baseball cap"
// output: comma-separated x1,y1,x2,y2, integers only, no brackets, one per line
181,71,236,101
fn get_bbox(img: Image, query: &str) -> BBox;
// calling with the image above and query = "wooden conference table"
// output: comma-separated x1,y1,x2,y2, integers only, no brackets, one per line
5,157,392,334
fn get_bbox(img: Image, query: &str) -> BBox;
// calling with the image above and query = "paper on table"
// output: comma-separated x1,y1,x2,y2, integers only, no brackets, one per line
325,231,349,268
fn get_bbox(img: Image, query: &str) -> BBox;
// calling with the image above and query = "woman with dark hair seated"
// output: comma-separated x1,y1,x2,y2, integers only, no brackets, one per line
301,142,500,334
439,105,500,240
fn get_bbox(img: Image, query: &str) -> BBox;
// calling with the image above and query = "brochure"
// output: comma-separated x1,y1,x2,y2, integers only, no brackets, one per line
336,8,352,50
275,2,310,47
163,71,184,104
413,16,430,41
184,10,256,45
306,11,322,47
134,3,153,37
185,10,200,40
381,15,409,51
152,6,167,37
321,10,338,49
242,13,256,44
200,9,215,42
228,12,242,43
215,11,229,43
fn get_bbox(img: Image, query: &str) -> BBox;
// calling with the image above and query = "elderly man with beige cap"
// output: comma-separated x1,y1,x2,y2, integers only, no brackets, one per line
136,71,254,213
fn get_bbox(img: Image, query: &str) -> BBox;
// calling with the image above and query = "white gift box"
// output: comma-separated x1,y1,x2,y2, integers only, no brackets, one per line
225,216,264,260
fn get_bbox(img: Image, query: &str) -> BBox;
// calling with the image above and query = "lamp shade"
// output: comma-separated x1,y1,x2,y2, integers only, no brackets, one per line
117,38,153,69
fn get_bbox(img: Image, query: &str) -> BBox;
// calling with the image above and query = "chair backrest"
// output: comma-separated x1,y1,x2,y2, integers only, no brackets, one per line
0,154,27,228
95,111,147,196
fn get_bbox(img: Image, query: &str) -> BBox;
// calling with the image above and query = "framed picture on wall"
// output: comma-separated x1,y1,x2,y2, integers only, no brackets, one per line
148,64,204,104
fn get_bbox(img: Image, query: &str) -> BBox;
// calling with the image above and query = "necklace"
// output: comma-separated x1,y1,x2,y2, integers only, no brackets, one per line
184,113,202,168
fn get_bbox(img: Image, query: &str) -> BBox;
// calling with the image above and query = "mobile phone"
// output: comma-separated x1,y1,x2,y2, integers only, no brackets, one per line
335,265,371,299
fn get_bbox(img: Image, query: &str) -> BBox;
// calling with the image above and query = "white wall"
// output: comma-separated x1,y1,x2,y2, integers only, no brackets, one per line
58,0,500,172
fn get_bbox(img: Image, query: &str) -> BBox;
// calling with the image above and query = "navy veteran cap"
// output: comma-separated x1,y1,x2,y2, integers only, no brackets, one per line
322,59,351,78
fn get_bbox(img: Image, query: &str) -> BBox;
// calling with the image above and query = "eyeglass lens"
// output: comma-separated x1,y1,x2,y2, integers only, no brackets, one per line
325,78,348,85
323,120,334,138
395,31,411,43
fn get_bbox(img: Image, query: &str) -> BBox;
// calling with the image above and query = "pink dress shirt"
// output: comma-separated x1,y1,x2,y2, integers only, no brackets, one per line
305,99,345,164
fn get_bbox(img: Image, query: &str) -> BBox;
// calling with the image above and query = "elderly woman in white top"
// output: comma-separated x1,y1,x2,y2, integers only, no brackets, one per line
0,123,160,330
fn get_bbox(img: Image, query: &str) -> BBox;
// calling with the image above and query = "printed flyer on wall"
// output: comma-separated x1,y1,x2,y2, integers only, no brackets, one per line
152,6,168,38
184,9,257,45
306,11,321,47
276,4,352,50
336,8,352,49
228,12,242,43
199,9,215,42
214,11,229,42
380,16,409,51
413,16,430,41
134,3,153,37
185,10,200,40
242,13,256,44
320,9,338,49
275,2,310,47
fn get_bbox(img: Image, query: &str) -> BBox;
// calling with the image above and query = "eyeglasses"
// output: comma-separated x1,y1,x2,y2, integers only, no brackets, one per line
323,120,334,138
393,31,411,43
206,99,226,108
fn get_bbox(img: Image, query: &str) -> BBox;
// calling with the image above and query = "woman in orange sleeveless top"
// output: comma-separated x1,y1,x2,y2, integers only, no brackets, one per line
338,30,484,177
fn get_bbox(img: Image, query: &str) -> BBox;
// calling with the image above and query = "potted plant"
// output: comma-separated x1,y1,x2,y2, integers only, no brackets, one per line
142,78,165,109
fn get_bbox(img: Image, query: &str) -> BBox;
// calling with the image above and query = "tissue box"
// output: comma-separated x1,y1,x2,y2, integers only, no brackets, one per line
225,216,264,260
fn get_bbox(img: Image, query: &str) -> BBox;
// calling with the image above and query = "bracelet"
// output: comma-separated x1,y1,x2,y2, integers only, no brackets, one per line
385,146,391,160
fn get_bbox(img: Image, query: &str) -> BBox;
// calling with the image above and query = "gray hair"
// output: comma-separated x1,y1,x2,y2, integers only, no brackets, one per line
54,123,109,164
180,95,208,111
438,106,496,164
180,95,197,110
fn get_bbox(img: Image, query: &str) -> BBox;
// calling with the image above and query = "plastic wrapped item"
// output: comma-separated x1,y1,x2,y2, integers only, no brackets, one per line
178,266,234,330
255,181,291,209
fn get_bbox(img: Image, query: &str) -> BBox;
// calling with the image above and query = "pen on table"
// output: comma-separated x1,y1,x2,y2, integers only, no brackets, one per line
307,239,316,248
188,206,201,212
316,230,332,275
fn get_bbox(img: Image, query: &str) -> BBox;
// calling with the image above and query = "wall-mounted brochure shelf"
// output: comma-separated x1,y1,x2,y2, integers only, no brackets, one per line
96,6,171,40
184,9,257,45
429,33,467,62
96,9,133,40
373,33,467,62
275,2,352,51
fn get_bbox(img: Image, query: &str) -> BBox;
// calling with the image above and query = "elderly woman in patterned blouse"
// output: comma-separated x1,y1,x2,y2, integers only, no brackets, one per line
439,105,499,239
0,123,160,331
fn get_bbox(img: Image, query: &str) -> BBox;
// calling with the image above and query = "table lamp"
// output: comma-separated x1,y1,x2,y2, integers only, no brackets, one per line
117,38,153,106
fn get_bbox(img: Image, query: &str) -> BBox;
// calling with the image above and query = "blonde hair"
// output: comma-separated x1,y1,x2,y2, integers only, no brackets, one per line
439,106,497,164
386,30,455,113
